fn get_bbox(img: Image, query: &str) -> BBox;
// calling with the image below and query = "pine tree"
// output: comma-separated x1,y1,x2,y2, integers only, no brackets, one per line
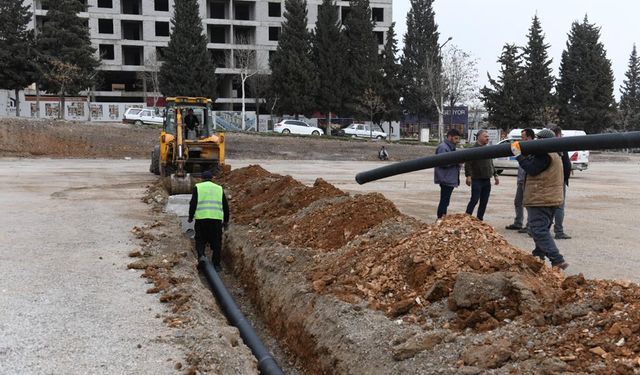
619,44,640,130
480,44,525,132
269,0,317,117
400,0,440,121
37,0,100,118
0,0,38,117
556,16,616,133
343,0,381,117
159,0,216,98
380,23,402,128
521,15,555,127
312,0,346,119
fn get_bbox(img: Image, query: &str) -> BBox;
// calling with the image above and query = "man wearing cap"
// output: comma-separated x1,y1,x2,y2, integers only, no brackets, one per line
510,128,569,270
188,170,229,271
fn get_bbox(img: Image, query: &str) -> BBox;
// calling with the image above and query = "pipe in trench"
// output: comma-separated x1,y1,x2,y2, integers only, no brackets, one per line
199,257,285,375
356,131,640,184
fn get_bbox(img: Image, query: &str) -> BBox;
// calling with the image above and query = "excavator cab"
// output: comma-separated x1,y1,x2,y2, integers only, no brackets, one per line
149,97,225,194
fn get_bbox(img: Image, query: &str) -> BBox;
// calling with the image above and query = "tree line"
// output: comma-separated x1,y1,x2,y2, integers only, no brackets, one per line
481,15,640,133
2,0,640,134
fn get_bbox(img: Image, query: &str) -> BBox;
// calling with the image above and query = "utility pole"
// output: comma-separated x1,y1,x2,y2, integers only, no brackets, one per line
437,36,452,142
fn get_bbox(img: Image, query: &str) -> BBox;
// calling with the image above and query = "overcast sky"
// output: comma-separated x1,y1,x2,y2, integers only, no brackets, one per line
393,0,636,100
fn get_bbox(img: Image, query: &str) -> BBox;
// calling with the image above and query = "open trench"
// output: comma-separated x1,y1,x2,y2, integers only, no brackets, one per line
141,164,640,374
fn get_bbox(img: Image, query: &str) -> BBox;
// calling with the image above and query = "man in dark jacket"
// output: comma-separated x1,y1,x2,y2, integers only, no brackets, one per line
434,129,462,219
511,128,568,269
551,126,572,239
183,108,200,139
464,129,499,221
188,170,229,271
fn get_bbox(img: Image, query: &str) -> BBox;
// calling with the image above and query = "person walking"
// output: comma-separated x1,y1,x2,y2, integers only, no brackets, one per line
511,128,568,269
464,129,499,221
188,170,230,271
434,129,462,219
506,128,535,230
551,126,572,239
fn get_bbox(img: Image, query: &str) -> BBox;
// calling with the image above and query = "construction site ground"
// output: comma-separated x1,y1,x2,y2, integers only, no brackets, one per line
2,118,640,374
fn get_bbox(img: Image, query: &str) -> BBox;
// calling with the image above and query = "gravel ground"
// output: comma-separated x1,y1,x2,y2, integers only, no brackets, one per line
0,158,183,374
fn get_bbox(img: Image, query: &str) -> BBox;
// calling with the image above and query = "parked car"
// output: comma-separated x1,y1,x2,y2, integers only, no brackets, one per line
274,119,324,136
340,123,387,139
122,107,164,126
493,128,589,174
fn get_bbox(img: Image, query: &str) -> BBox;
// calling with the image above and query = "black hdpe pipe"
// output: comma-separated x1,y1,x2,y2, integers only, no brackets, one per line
356,131,640,184
199,257,285,375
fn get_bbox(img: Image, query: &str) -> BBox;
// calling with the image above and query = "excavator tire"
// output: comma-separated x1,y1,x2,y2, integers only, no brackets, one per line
149,146,160,175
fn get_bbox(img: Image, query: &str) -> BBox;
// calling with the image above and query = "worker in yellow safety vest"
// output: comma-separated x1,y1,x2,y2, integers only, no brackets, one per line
188,170,229,271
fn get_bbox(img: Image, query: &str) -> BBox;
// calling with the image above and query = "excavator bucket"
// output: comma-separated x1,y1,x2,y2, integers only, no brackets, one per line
169,173,194,195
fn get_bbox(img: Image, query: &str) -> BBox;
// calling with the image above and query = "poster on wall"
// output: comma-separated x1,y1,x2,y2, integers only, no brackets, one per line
45,103,60,118
108,105,119,120
67,102,85,118
90,104,103,120
30,103,38,117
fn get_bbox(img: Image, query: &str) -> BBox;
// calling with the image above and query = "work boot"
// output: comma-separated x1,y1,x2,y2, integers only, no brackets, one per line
552,261,569,270
555,233,572,240
518,227,529,234
505,224,523,230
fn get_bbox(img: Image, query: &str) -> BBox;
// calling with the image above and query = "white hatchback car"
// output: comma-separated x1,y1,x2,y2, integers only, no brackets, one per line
274,119,324,136
341,123,387,139
122,107,164,126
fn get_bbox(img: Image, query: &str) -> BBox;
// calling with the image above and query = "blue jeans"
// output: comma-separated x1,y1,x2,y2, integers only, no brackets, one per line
527,207,565,265
512,182,525,227
553,185,567,235
466,178,491,221
437,184,454,218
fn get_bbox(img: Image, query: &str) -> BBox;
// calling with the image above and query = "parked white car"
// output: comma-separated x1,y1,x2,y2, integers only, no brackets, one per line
122,107,164,126
274,119,324,136
494,128,589,173
341,123,387,139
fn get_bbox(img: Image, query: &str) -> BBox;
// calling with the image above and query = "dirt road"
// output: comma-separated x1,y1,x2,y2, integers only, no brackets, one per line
227,158,640,283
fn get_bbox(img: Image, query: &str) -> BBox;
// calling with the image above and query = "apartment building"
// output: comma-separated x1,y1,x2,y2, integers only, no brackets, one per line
26,0,392,111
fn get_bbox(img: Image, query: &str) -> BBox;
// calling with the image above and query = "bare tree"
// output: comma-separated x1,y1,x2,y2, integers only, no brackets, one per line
231,36,268,130
442,45,479,125
43,58,81,119
360,88,386,138
137,52,162,110
424,44,479,141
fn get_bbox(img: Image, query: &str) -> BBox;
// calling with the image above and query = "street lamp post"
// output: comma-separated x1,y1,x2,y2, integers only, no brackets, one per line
437,36,452,142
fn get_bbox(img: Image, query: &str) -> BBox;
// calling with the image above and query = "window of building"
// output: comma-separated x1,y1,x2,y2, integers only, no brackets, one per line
372,8,384,22
234,2,253,21
97,0,113,8
154,0,169,11
156,47,166,61
122,45,143,65
341,7,351,22
98,19,114,34
375,31,384,45
269,50,275,63
209,25,227,43
234,26,253,44
121,0,141,15
121,20,143,40
268,2,281,17
155,21,169,37
268,27,280,41
99,44,115,60
210,49,227,68
210,1,226,19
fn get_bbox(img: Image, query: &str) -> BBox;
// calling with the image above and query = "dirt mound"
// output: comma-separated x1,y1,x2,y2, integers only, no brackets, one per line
218,165,640,373
0,118,156,158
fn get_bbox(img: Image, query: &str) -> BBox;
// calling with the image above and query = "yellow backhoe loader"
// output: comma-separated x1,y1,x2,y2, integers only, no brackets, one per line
149,97,225,194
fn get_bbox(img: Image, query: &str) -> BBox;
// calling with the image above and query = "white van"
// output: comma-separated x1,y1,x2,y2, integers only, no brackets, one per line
494,128,589,173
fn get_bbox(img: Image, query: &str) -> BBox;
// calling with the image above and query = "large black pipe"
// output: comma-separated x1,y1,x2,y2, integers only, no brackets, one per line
199,257,285,375
356,131,640,184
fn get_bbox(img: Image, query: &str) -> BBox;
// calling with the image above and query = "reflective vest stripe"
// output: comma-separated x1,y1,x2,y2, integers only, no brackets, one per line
194,181,224,220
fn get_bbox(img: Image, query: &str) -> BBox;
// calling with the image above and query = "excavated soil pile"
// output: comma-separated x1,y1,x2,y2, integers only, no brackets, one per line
219,165,640,374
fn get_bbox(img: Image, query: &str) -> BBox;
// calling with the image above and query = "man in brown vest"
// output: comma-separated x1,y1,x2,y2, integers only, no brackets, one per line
510,128,568,270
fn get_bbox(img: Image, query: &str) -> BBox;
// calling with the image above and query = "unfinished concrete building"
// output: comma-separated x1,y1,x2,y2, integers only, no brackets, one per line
26,0,392,111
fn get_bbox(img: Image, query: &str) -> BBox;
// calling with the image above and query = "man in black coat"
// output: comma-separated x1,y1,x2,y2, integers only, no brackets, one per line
552,126,572,240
